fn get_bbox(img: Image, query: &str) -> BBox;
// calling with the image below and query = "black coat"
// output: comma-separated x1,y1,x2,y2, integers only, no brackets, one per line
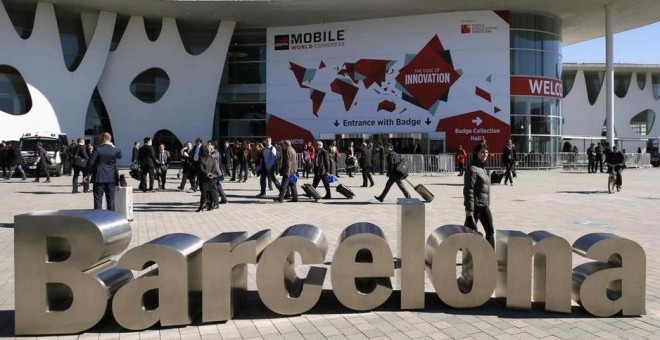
138,145,157,169
360,147,372,168
314,148,330,176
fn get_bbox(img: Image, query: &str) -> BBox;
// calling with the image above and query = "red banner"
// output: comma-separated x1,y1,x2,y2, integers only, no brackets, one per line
436,110,510,153
510,76,563,99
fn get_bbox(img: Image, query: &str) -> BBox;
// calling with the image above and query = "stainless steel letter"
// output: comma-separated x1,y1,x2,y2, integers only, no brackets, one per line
112,233,204,330
397,198,425,309
426,225,497,308
332,222,394,311
203,230,271,322
495,230,572,312
572,233,646,316
256,224,327,315
14,210,132,335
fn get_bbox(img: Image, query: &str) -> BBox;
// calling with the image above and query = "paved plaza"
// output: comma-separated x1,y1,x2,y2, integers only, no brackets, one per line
1,167,659,339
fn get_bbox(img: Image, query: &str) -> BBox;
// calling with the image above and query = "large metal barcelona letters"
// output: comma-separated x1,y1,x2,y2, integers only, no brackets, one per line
13,200,647,335
14,210,132,335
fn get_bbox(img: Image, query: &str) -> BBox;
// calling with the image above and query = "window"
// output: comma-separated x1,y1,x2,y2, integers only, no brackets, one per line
176,19,221,55
636,72,646,91
110,15,129,51
653,73,660,100
55,6,87,71
4,0,36,39
130,68,170,103
584,71,604,105
614,72,632,98
510,50,562,78
562,70,577,97
0,65,31,115
84,88,113,140
629,109,655,136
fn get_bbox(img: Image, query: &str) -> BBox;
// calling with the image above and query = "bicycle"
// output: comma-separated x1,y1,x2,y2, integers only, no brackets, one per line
606,163,624,194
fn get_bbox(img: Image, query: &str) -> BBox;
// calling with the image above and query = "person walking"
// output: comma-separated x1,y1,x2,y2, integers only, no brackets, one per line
5,141,26,181
32,142,51,183
258,136,281,197
72,138,89,193
374,143,411,202
178,142,195,190
359,142,374,187
274,140,299,203
345,141,356,177
312,140,332,199
131,141,140,163
456,145,467,176
464,142,495,248
196,145,216,212
137,137,158,192
502,139,516,186
84,132,122,211
156,143,170,189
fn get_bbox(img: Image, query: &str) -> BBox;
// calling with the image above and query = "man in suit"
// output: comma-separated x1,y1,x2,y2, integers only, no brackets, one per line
188,137,203,191
138,137,158,192
156,143,171,189
72,138,89,193
311,140,331,199
374,143,411,202
359,142,375,187
274,140,298,203
84,132,122,210
131,141,140,163
32,142,51,183
5,141,26,180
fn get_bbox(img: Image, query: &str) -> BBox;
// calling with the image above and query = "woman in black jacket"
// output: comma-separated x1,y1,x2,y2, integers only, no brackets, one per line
196,146,215,212
464,142,495,248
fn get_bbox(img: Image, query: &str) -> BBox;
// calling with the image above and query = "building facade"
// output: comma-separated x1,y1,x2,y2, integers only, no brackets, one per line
0,0,658,165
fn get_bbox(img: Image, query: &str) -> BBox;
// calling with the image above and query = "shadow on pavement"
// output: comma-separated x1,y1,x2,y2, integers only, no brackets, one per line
557,190,608,195
15,191,61,195
0,223,13,228
0,310,14,337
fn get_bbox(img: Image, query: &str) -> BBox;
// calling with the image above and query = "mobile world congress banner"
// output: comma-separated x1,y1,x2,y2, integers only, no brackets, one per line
266,11,511,150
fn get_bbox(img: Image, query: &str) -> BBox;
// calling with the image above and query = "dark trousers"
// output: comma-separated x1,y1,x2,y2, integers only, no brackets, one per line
72,165,87,192
361,166,374,186
231,159,239,180
473,206,495,247
312,173,331,197
595,156,603,172
260,168,281,194
35,161,50,181
215,180,227,203
93,182,116,211
588,156,596,173
7,164,26,179
158,168,168,188
278,174,298,201
504,162,514,184
458,163,465,175
140,166,155,191
62,159,70,176
377,176,410,200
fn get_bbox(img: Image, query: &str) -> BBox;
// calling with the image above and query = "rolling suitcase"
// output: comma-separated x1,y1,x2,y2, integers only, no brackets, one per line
301,184,322,202
405,179,435,203
336,184,355,199
490,170,504,184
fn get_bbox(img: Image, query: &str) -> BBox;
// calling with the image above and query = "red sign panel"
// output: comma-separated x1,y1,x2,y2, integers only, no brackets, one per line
436,110,510,153
510,76,563,99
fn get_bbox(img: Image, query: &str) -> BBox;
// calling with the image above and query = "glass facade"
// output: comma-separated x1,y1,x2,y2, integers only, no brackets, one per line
0,65,31,115
84,88,113,142
54,6,87,71
614,72,632,98
130,68,170,103
653,73,660,100
629,109,655,136
214,28,267,142
509,12,562,155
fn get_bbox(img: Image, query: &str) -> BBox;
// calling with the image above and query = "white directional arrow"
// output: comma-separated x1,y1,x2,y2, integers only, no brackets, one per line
472,116,483,126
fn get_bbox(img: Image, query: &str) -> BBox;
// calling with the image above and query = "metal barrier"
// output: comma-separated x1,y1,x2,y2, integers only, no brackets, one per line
560,152,651,171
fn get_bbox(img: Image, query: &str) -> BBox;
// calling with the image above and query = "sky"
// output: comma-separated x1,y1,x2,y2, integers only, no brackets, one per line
562,21,660,64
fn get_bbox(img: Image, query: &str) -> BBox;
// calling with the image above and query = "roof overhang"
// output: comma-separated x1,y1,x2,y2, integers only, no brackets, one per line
18,0,660,45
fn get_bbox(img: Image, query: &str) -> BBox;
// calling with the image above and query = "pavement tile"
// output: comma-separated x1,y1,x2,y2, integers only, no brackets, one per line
2,170,660,339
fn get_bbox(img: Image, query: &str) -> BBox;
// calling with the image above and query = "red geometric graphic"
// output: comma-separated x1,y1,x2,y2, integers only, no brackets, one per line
310,89,326,116
266,114,316,146
330,79,359,111
339,59,395,89
377,100,396,112
289,62,310,88
461,24,471,34
395,35,461,111
436,110,510,153
319,60,326,69
475,87,491,102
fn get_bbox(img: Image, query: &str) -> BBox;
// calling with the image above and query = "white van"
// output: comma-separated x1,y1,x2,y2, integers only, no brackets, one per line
19,131,69,176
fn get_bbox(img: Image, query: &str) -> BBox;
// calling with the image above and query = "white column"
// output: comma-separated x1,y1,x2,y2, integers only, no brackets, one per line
605,5,615,148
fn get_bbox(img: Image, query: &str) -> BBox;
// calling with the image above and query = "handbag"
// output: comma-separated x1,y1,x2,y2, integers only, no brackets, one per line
464,215,484,236
74,156,87,168
288,172,299,183
323,174,338,184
